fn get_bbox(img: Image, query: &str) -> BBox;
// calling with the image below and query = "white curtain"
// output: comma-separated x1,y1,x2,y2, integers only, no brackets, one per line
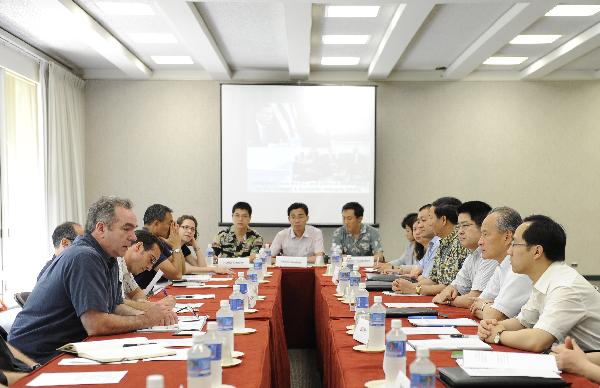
45,62,85,232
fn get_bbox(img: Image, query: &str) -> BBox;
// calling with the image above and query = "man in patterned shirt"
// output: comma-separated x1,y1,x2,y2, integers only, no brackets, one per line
213,202,264,261
332,202,384,261
393,197,469,295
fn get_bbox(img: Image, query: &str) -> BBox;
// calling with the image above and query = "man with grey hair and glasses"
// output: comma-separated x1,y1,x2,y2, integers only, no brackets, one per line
469,206,532,321
9,196,178,364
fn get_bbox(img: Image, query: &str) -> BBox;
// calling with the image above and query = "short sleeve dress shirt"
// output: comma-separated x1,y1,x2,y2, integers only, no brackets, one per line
270,225,324,257
480,256,532,318
450,247,499,295
332,224,383,256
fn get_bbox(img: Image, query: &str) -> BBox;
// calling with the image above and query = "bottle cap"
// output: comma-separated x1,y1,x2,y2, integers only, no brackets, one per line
416,347,430,358
391,319,402,329
146,375,164,388
233,285,240,291
206,321,217,331
193,332,203,344
220,300,229,307
374,295,382,303
359,283,366,289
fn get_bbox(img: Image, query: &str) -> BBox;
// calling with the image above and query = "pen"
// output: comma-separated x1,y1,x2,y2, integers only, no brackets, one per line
123,343,156,347
162,289,168,297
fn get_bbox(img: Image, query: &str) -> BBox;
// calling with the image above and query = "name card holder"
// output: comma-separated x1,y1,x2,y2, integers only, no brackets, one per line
275,256,308,268
218,257,251,268
347,256,375,268
352,318,369,345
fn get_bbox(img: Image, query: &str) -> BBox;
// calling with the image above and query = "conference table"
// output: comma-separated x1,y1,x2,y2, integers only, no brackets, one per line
13,266,597,388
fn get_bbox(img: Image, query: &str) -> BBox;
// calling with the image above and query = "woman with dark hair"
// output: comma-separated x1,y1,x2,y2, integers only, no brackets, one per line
177,214,232,275
376,213,420,271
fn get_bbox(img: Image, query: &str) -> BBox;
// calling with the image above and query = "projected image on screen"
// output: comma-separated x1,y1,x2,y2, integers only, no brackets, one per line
222,85,375,225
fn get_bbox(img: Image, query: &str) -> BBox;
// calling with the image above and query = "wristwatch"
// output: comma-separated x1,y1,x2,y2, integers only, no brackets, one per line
415,284,422,295
172,248,182,254
493,329,505,344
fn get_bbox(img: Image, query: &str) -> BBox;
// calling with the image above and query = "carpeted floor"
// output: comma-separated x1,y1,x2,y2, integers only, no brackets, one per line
289,348,322,388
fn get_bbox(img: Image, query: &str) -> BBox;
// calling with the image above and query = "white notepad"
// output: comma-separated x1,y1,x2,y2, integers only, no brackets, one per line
459,350,561,378
408,338,491,351
27,371,128,386
408,318,478,327
385,302,438,308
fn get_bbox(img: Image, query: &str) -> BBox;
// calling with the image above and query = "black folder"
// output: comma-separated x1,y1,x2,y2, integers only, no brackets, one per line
438,367,569,387
366,273,399,282
365,281,394,291
386,308,438,318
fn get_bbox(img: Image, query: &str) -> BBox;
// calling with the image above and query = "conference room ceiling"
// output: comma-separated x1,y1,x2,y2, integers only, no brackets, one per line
1,0,600,81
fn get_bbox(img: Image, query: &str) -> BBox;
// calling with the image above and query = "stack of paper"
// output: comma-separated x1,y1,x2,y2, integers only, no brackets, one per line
408,338,491,351
138,315,207,333
182,274,211,282
408,318,478,327
402,327,460,336
385,302,438,308
57,338,175,363
27,371,128,386
382,291,420,297
459,350,562,378
175,294,215,300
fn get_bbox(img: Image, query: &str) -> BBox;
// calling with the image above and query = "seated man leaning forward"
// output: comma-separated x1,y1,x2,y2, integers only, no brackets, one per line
8,196,178,364
332,202,383,261
213,202,263,261
433,201,498,308
270,202,325,263
478,215,600,352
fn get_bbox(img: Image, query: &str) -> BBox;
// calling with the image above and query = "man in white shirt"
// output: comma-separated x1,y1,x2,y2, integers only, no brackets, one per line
433,201,498,309
478,215,600,352
470,207,532,320
270,203,324,263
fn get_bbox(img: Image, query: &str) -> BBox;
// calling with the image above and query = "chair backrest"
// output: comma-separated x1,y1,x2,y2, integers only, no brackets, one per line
13,292,31,308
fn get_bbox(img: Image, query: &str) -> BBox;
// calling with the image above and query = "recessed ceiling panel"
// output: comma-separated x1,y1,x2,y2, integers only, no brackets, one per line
395,3,513,70
0,0,114,70
195,2,288,71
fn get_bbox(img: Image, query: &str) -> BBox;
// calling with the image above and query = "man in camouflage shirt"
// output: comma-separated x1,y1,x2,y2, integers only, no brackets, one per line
213,202,263,260
332,202,384,261
393,197,469,295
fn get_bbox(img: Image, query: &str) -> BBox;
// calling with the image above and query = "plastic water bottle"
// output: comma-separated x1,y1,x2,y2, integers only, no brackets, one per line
253,253,264,281
187,332,211,388
264,243,272,266
234,272,249,310
383,319,407,385
205,244,215,266
216,300,234,363
368,295,386,350
246,267,259,308
331,244,341,269
354,283,370,325
203,322,223,387
146,375,164,388
337,263,351,296
347,264,361,303
229,285,245,330
409,348,436,388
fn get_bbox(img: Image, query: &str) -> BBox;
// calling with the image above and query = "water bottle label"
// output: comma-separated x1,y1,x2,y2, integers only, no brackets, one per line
349,276,360,286
187,357,211,377
248,273,258,282
410,373,435,387
386,340,406,357
217,316,233,331
239,283,248,294
254,261,262,270
206,343,222,361
340,272,350,281
356,296,369,309
229,298,244,311
370,312,385,327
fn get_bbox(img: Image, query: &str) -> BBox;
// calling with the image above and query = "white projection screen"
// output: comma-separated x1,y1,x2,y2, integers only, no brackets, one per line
221,84,376,225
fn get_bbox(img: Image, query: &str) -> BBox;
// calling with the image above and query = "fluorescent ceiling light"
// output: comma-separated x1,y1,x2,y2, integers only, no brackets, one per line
130,33,178,44
510,34,561,44
322,35,370,45
483,56,528,65
546,5,600,17
97,2,155,16
321,57,361,66
151,56,193,65
325,6,380,18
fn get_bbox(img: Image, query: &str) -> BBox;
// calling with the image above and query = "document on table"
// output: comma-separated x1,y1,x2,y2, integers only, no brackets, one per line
408,318,478,327
207,277,234,282
58,358,138,366
58,337,150,354
27,371,128,386
138,315,207,333
183,284,230,289
152,338,194,347
182,274,211,282
385,302,438,308
408,338,491,351
174,303,204,313
459,350,561,378
175,294,216,300
382,291,420,297
402,327,460,336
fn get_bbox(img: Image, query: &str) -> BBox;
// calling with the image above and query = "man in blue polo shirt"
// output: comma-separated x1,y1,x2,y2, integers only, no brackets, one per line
8,196,177,364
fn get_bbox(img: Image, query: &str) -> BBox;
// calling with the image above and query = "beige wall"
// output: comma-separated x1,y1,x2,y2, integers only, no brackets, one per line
86,80,600,274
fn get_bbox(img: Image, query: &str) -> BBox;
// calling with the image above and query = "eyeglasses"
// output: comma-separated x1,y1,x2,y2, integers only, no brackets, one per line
457,223,475,230
510,242,528,248
181,225,196,233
